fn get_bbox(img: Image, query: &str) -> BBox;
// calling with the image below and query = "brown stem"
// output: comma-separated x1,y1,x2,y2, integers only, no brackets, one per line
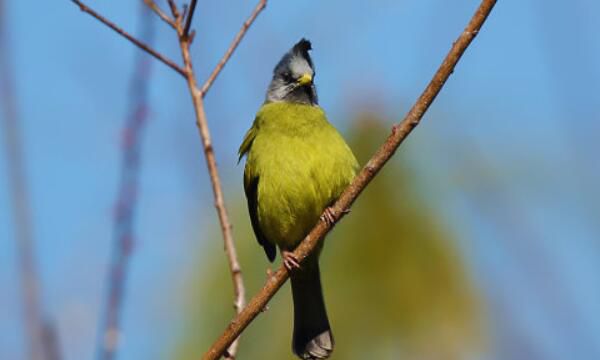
167,0,180,20
172,0,269,354
172,8,248,359
178,41,246,360
200,0,267,96
71,0,186,77
73,0,265,357
182,0,198,39
201,0,498,359
143,0,177,29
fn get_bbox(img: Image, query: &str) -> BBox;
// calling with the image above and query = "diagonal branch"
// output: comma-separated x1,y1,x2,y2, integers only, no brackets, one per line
71,0,186,77
201,0,498,359
200,0,267,97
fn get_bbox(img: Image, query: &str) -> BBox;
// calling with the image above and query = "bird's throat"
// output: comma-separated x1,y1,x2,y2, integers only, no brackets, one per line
285,85,317,106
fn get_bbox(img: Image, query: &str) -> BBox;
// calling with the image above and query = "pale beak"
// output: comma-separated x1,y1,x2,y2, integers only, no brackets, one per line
297,73,313,86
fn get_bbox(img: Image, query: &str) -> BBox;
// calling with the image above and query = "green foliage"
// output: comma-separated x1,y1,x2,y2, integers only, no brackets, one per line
173,115,484,360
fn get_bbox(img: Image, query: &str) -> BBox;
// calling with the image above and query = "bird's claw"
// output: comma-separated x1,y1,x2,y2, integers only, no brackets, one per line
282,251,301,271
320,207,336,225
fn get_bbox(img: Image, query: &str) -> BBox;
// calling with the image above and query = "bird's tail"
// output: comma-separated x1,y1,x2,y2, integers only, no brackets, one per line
290,259,334,359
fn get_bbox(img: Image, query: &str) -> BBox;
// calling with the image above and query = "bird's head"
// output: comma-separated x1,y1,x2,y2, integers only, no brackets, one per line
266,38,318,105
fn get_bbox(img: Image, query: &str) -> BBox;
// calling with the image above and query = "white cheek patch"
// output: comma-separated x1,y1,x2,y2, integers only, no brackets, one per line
289,58,313,78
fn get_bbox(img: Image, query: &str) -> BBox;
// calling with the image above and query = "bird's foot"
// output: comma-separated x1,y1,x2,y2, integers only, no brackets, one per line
282,251,301,271
320,207,337,225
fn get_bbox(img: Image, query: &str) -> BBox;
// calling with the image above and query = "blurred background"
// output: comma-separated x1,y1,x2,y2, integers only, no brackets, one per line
1,0,599,359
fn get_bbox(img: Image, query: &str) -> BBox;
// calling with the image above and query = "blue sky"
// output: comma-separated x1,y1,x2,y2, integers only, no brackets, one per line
1,1,599,359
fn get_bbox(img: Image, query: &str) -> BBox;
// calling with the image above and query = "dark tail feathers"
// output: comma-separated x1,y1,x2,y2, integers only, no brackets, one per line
290,261,334,359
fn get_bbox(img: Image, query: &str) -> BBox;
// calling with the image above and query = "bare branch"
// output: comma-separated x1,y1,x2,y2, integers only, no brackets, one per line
0,1,52,359
182,0,198,39
71,0,186,77
171,1,269,355
167,0,180,20
174,22,246,359
200,0,267,97
95,4,156,360
72,0,259,357
143,0,176,29
201,0,498,359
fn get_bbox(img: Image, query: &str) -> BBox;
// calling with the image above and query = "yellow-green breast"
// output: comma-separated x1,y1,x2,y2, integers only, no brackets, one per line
240,102,358,253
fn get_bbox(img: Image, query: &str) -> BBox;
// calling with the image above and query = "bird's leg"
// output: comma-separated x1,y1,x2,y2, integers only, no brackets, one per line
281,250,301,271
320,206,336,225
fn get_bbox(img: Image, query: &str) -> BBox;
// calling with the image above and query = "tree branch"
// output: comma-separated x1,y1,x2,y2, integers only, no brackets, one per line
171,12,247,360
182,0,198,39
169,1,269,355
0,1,52,359
95,4,155,360
143,0,176,29
167,0,180,21
200,0,267,97
201,0,498,359
71,0,186,77
74,0,267,357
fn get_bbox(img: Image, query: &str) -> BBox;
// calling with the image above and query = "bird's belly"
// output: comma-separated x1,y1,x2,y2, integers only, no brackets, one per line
256,151,333,250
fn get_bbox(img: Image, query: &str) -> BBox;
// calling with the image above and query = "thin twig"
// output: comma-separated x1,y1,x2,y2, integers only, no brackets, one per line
201,1,498,359
143,0,176,29
167,0,179,21
182,0,198,39
173,13,246,358
95,4,155,360
71,0,186,77
0,1,49,359
200,0,267,97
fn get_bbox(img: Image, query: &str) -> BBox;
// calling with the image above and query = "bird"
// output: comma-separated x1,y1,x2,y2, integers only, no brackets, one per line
239,39,358,359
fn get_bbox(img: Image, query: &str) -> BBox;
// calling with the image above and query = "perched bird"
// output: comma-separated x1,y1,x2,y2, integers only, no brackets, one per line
239,39,358,359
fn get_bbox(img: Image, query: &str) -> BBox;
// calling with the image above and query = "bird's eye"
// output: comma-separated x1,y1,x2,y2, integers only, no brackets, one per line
282,72,293,82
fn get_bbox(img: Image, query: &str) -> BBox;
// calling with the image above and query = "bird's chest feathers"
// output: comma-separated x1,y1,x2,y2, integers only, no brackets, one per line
248,104,345,247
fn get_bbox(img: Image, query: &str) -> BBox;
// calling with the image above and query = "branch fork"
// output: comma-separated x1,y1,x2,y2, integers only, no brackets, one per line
73,1,268,359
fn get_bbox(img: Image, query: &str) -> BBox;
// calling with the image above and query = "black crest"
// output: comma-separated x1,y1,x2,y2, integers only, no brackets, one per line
267,38,318,105
291,38,313,67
